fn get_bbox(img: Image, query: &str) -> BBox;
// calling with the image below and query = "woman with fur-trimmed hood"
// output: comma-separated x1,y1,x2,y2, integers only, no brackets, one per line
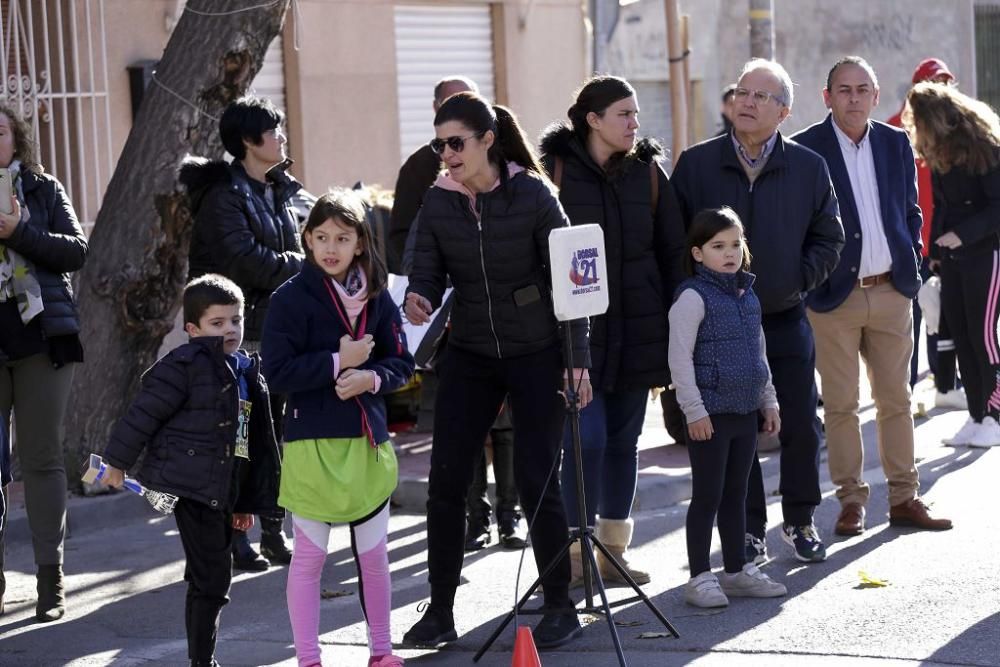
539,75,686,587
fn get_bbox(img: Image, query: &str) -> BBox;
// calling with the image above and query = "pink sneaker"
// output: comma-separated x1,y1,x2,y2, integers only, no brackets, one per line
368,655,405,667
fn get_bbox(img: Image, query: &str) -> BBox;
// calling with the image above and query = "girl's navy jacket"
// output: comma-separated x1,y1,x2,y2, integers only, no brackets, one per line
261,260,415,445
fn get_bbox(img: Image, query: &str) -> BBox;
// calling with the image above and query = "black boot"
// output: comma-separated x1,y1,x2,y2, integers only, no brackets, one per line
498,511,527,549
259,515,292,565
232,530,269,571
36,564,65,622
464,516,491,551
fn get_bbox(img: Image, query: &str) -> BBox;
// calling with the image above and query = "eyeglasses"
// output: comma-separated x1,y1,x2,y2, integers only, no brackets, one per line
733,87,787,107
429,131,486,155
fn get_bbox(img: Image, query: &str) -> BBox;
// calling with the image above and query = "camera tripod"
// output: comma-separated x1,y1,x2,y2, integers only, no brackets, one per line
474,322,680,666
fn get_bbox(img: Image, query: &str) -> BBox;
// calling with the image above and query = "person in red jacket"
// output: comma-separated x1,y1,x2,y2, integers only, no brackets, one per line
889,58,966,410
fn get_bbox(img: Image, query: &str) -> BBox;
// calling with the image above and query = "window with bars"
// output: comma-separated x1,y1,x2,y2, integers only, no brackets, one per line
1,0,113,234
976,4,1000,112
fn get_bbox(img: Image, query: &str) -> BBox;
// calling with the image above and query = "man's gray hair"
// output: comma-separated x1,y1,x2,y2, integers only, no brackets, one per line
739,58,794,108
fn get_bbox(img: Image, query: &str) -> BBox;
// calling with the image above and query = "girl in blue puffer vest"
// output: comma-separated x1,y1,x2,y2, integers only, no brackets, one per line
667,207,786,610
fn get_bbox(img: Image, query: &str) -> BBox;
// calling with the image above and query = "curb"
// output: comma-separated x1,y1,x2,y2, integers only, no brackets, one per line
4,489,161,547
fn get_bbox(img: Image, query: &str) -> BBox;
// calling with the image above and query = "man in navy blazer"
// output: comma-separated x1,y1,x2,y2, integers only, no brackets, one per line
793,57,951,536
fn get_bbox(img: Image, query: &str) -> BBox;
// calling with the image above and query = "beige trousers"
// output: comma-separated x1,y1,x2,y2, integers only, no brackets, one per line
807,282,918,507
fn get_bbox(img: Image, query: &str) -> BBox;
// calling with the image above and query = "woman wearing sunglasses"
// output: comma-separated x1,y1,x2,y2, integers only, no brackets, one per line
539,75,686,589
402,91,591,650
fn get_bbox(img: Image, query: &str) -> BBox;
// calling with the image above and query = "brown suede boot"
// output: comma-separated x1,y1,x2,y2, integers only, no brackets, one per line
36,563,65,622
596,518,651,585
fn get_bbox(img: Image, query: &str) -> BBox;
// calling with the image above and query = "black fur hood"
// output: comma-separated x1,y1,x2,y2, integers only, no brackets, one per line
177,155,300,214
538,121,664,165
177,156,235,214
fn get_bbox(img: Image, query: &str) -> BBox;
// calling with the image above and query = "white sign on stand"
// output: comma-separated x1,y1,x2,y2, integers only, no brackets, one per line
548,224,609,321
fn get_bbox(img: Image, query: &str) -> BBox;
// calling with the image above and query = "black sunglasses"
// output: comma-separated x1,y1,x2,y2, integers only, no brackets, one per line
429,130,486,155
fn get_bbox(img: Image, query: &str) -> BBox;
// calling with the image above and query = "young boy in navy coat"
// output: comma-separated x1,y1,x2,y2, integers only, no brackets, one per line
101,274,281,667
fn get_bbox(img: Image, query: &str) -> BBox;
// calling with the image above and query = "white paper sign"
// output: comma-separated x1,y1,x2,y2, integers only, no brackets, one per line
387,274,453,364
548,224,609,321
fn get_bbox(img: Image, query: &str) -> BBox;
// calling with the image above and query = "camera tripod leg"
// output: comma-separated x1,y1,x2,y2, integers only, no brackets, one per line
582,535,628,666
472,536,575,662
590,535,680,638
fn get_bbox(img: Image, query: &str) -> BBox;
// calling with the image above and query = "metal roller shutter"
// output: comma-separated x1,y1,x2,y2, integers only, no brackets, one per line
251,34,286,115
394,4,496,163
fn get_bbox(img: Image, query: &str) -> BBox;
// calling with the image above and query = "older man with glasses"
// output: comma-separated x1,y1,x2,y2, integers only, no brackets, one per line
671,59,845,566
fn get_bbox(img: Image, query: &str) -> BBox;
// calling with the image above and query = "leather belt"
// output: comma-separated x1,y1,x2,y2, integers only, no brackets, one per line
857,271,892,288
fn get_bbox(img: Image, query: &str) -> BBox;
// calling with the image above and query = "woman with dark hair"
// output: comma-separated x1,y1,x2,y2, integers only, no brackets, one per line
0,104,88,621
904,83,1000,447
402,92,591,649
180,95,304,570
539,75,686,587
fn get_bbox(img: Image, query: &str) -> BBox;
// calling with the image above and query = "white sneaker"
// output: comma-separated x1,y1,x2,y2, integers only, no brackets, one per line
969,417,1000,448
935,389,968,411
943,417,981,446
684,571,729,608
719,563,787,598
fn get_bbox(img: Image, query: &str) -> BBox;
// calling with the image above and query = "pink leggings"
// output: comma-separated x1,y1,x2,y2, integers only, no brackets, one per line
286,502,392,667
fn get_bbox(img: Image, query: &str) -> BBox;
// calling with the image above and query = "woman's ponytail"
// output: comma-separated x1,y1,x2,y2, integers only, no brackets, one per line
491,104,546,179
434,92,552,191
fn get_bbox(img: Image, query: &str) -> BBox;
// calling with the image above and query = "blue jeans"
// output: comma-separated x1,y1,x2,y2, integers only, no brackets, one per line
561,388,649,527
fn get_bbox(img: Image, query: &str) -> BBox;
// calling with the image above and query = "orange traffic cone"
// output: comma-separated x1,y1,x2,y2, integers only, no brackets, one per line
511,625,542,667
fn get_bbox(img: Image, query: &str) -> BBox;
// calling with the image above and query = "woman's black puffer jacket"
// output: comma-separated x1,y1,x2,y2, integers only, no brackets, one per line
407,168,589,366
180,158,303,341
2,169,88,341
539,123,686,391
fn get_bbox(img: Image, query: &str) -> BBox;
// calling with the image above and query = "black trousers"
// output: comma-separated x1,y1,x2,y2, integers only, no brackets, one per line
746,306,823,536
686,413,758,576
174,498,234,662
426,345,570,607
466,422,520,528
941,244,1000,421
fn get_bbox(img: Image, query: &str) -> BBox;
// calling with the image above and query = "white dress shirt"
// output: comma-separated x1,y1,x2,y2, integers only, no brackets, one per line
832,121,892,278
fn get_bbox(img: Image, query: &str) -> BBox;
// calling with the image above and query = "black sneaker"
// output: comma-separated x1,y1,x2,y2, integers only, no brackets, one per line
532,606,582,649
260,532,293,566
498,513,528,549
402,603,458,647
232,531,269,572
781,523,827,563
744,533,767,566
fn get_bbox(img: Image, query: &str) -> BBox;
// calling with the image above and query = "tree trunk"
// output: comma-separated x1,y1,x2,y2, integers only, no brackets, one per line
64,0,289,486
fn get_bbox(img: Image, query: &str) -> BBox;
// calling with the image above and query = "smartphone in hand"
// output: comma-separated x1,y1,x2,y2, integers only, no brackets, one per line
0,168,12,215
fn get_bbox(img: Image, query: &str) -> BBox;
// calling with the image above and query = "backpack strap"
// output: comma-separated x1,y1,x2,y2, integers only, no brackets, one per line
649,161,659,214
553,156,564,190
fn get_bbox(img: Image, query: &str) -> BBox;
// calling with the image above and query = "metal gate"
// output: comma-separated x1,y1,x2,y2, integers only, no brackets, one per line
1,0,113,234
